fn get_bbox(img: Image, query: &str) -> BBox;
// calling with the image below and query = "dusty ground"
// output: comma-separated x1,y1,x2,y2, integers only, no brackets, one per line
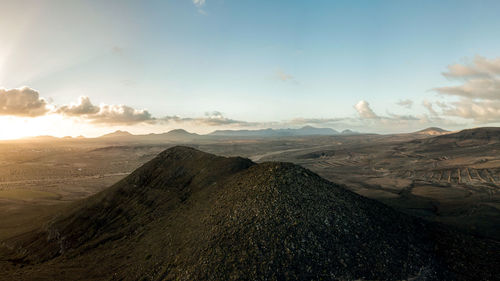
251,132,500,240
0,131,498,242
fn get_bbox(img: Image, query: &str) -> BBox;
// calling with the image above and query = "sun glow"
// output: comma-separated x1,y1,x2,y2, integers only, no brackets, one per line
0,115,97,140
0,116,54,140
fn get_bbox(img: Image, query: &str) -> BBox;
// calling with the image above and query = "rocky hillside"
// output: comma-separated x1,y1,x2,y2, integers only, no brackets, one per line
1,147,498,280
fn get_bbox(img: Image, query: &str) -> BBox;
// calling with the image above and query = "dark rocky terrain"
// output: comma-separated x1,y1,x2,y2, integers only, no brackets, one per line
1,146,498,280
261,127,500,240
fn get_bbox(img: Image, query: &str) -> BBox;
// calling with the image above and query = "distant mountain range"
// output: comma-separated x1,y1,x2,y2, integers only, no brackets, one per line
96,126,357,140
209,126,340,137
97,129,199,141
14,126,461,142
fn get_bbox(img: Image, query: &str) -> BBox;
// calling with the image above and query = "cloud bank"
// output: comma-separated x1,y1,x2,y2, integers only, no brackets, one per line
434,55,500,122
58,96,153,125
7,53,500,135
0,87,50,117
160,111,253,127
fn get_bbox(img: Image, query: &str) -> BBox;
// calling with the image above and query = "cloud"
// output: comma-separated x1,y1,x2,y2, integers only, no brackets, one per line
57,96,153,125
422,100,438,116
111,46,124,55
354,100,378,119
289,117,346,125
386,112,420,121
160,111,253,127
192,0,206,7
434,55,500,122
442,55,500,80
442,99,500,123
344,99,463,133
90,104,153,125
203,111,244,125
435,78,500,100
0,87,50,117
396,99,413,109
192,0,207,14
275,70,296,83
57,96,100,115
435,55,500,100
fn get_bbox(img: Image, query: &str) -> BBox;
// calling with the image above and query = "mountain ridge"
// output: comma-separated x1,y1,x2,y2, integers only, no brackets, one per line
209,126,339,137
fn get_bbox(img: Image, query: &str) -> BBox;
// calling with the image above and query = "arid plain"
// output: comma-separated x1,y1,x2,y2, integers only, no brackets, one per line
0,127,498,245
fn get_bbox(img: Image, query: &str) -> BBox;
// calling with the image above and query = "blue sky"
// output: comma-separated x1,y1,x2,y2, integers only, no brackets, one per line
1,0,500,138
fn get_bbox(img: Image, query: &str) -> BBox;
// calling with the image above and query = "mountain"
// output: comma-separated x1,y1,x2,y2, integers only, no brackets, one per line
414,127,500,149
155,129,200,140
415,127,450,136
97,129,200,142
341,129,359,135
2,147,498,280
438,127,500,141
99,130,133,138
209,126,339,137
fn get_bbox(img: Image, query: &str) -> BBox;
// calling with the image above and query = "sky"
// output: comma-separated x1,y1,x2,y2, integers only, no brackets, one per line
1,0,500,139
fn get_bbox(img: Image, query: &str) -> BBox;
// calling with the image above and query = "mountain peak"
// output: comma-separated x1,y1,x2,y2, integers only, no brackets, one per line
99,130,133,138
164,128,194,135
415,127,449,135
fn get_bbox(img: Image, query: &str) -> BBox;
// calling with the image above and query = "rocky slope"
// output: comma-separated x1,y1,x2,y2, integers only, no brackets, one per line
1,146,498,280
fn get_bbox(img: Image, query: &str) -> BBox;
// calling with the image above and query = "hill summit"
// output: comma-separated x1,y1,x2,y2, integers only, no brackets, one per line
1,147,498,280
415,127,449,135
99,130,133,138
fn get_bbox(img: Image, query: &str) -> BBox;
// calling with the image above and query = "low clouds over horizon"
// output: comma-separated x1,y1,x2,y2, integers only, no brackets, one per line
57,96,154,125
434,55,500,122
0,84,473,134
3,53,500,136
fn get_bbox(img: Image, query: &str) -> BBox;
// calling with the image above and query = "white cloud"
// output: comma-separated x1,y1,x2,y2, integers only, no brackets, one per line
192,0,206,7
354,100,378,119
192,0,207,13
422,100,438,116
396,99,413,109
